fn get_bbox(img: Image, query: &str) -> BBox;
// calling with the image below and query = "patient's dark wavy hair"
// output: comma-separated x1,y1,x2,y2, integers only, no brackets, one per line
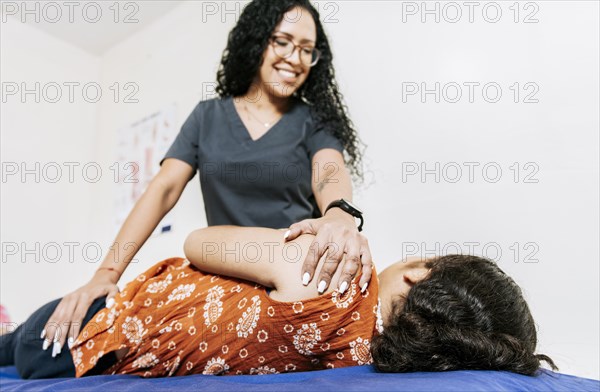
371,255,558,376
215,0,364,183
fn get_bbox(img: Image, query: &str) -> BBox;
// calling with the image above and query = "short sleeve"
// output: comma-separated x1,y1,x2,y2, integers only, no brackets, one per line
306,122,344,162
159,103,201,171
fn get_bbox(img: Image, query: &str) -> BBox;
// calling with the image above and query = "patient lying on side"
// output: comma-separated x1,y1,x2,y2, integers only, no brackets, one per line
1,226,557,378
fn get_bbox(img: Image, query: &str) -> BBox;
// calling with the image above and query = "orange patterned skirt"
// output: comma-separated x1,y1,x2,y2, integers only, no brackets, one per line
70,257,382,377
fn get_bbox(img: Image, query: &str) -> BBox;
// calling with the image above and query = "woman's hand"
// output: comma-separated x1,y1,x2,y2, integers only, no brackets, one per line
41,271,119,357
283,208,373,294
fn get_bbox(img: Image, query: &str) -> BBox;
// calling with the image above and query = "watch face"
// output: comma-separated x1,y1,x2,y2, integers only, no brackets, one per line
343,198,363,214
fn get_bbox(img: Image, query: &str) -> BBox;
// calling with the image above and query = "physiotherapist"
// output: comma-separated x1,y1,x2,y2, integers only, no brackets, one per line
40,0,373,358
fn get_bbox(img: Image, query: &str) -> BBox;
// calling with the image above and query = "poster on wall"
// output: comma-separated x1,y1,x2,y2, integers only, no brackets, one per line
114,104,177,237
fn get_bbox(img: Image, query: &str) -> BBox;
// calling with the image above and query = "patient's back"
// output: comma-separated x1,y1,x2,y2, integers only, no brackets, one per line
70,257,382,377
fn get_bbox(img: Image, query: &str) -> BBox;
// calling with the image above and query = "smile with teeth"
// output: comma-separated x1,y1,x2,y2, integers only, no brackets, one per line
275,67,299,78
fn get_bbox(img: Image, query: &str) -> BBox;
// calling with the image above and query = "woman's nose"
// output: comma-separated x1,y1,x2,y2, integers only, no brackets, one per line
287,47,303,65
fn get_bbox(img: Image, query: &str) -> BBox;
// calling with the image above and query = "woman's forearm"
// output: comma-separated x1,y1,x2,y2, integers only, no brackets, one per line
97,178,181,283
312,150,354,218
184,226,297,287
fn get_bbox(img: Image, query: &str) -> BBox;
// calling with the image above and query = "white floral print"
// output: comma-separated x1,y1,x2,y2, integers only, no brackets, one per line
292,301,304,313
145,273,172,293
293,322,322,355
203,357,229,375
236,295,261,338
375,297,384,333
122,316,146,344
166,283,196,304
203,286,224,326
331,282,356,308
72,347,83,367
168,355,181,376
132,352,159,369
250,366,279,375
349,336,372,365
257,329,269,343
70,256,381,378
198,341,208,352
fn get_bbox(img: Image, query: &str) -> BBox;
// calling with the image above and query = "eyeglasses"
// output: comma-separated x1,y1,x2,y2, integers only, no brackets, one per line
269,35,321,67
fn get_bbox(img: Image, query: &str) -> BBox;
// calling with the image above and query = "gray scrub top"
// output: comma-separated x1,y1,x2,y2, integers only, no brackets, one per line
160,95,344,228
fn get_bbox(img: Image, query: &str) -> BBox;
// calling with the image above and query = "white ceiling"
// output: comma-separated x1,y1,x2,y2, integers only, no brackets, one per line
5,1,184,55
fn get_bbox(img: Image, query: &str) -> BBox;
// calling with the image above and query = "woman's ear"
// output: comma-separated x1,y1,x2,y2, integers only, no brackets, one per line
403,267,430,285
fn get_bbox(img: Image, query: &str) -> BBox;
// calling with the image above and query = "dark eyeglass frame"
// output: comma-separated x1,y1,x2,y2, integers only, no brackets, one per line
269,34,321,67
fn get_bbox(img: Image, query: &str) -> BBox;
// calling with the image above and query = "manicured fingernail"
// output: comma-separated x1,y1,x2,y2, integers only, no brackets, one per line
302,272,310,286
339,281,348,294
106,297,115,309
53,328,60,342
317,280,327,294
283,230,290,240
68,337,74,349
52,341,61,357
361,282,368,293
40,329,46,339
42,339,51,350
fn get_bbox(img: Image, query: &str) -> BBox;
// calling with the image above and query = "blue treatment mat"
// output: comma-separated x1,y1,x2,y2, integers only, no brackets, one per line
1,365,598,391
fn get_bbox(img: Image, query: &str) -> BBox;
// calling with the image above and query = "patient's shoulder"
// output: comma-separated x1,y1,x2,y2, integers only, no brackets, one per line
270,234,353,302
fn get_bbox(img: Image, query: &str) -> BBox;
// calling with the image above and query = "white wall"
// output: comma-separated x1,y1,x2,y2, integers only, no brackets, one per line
1,1,598,380
0,20,100,322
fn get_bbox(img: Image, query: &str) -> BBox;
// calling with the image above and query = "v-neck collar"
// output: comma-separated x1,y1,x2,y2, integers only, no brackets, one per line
225,95,296,144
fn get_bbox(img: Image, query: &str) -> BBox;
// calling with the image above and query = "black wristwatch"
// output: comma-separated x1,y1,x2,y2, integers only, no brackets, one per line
324,198,364,232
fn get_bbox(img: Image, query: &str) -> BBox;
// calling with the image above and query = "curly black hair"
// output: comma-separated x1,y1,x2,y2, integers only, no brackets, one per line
215,0,365,184
371,255,558,376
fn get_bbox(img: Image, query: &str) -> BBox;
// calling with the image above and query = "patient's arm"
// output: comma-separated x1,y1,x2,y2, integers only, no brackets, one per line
184,225,317,290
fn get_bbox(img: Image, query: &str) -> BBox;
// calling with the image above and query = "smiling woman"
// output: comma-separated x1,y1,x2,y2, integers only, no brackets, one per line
228,7,322,140
16,0,374,376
